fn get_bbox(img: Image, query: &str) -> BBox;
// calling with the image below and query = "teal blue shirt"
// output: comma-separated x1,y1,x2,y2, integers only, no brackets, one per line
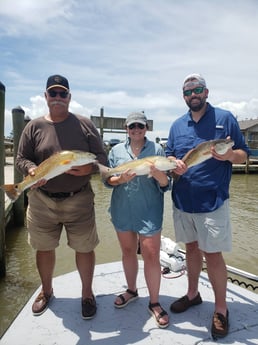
107,138,169,235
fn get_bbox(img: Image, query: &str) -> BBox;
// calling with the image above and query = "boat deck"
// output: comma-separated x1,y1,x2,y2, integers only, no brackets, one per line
1,261,258,345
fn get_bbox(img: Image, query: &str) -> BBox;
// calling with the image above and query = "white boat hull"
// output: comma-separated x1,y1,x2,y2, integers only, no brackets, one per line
1,261,258,345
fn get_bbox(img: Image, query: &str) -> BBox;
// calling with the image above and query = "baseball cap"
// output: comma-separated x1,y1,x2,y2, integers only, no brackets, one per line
183,73,206,89
46,75,69,91
125,112,148,126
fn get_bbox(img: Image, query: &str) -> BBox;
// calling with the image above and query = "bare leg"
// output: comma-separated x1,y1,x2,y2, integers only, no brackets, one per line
185,241,203,299
76,251,95,299
140,233,161,303
36,250,55,294
115,231,138,305
204,251,228,315
140,232,169,326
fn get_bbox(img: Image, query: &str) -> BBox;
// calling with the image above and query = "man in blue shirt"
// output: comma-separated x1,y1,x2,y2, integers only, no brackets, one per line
165,73,249,339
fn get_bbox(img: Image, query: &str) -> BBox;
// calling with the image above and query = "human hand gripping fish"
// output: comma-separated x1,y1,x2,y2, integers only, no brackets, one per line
65,163,96,176
210,137,235,162
169,138,235,177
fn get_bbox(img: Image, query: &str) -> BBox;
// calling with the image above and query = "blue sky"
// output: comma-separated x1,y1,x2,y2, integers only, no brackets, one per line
1,0,258,141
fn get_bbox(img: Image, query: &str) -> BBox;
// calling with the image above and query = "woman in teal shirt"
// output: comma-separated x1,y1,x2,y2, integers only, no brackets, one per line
105,112,170,329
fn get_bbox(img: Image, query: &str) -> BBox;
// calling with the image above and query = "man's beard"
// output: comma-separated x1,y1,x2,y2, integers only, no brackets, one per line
187,98,206,112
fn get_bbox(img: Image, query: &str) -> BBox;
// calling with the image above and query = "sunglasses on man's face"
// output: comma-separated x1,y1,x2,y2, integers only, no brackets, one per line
47,90,69,98
183,87,205,97
128,123,145,130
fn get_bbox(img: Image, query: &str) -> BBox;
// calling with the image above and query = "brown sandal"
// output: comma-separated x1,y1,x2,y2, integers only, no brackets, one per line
114,289,138,308
148,302,169,329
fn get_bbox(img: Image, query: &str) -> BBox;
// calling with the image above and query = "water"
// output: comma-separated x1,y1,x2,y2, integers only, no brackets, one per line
0,174,257,337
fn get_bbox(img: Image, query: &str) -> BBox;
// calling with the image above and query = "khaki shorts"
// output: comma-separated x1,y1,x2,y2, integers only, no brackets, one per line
173,199,232,253
26,184,99,253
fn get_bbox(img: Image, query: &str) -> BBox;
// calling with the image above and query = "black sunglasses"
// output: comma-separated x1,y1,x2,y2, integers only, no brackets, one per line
183,87,205,97
47,90,69,98
128,123,145,130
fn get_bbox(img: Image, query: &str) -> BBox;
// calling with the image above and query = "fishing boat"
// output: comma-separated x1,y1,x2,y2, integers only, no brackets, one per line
1,238,258,345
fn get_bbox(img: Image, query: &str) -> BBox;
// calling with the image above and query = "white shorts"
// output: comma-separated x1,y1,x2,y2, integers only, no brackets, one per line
173,199,232,253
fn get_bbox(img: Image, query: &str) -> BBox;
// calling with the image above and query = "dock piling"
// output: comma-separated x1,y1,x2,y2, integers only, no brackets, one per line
12,106,26,226
0,81,6,276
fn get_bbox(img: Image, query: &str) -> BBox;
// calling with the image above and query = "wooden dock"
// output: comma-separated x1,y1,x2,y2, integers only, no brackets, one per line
3,156,14,225
233,158,258,173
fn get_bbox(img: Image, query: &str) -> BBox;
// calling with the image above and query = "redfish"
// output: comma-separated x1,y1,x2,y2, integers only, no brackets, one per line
99,156,177,178
182,139,234,168
1,150,96,202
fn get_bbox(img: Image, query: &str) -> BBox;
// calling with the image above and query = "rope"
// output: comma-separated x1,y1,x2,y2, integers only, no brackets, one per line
227,277,258,291
161,265,186,279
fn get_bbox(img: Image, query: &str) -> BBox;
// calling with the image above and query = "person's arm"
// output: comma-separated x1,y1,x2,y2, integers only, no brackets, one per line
106,170,136,186
149,165,169,187
81,118,108,166
166,156,188,176
15,125,37,175
212,147,247,164
211,136,248,164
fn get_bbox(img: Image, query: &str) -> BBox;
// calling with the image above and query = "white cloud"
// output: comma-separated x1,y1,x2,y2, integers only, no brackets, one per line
0,0,75,36
1,0,258,140
217,99,258,120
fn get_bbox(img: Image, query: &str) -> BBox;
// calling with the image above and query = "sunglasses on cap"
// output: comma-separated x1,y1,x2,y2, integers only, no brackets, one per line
47,90,69,98
183,87,205,97
128,123,145,130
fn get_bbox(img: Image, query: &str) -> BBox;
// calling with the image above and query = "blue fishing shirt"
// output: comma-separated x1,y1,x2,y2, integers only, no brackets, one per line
165,103,250,213
107,138,169,234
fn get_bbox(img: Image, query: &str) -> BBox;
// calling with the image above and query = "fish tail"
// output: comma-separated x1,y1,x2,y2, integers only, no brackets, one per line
96,163,112,179
167,171,180,182
1,184,21,202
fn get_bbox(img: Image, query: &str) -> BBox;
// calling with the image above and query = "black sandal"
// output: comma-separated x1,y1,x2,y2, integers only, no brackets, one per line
114,289,138,308
148,302,169,329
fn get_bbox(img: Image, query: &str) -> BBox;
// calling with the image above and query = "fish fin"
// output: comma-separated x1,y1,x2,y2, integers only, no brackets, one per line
182,148,195,163
60,159,72,165
1,184,20,202
173,173,180,182
202,150,211,156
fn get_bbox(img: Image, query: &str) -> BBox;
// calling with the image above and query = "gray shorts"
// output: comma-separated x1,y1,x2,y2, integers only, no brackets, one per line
173,199,232,253
26,184,99,253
